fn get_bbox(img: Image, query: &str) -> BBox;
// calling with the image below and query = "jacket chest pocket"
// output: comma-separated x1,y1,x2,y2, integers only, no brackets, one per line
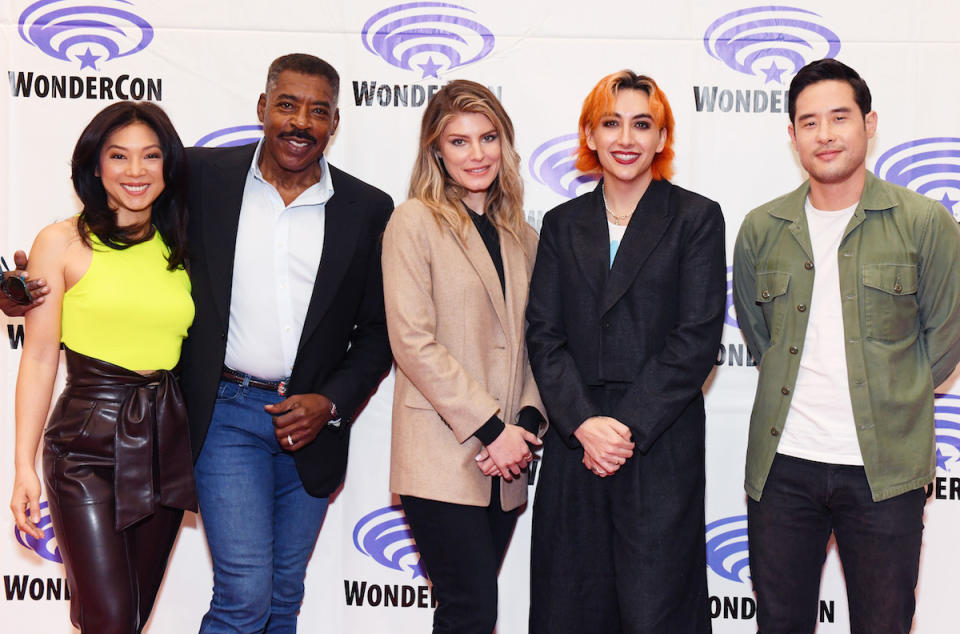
756,271,791,342
862,264,919,341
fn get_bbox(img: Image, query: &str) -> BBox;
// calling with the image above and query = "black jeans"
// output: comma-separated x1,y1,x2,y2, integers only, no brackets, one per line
400,480,518,634
747,453,925,634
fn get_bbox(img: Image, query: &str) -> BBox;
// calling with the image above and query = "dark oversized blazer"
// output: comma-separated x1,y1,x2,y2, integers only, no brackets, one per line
526,179,725,453
180,143,394,496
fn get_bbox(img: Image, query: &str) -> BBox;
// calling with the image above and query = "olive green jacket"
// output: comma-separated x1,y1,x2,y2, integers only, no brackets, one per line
733,171,960,502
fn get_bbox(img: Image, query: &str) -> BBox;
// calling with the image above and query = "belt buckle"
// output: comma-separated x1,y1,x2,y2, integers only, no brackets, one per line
277,380,287,397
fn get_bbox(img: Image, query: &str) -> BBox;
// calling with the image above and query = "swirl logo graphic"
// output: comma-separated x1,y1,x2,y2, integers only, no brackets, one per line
706,514,750,583
703,6,840,84
725,266,739,328
528,133,599,199
361,2,495,79
14,500,62,564
935,393,960,473
195,125,264,148
353,505,426,579
873,137,960,221
18,0,153,71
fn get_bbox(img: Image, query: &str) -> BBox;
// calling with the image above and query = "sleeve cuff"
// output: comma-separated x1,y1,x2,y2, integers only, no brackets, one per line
473,415,506,446
517,406,544,435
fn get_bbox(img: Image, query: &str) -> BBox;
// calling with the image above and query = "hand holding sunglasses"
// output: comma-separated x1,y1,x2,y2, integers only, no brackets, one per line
1,252,47,316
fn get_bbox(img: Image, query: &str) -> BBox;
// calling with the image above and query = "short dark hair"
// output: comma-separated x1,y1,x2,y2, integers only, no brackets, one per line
788,58,872,123
265,53,340,103
71,101,188,270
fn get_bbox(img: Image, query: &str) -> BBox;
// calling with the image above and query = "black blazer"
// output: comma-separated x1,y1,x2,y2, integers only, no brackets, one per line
526,179,725,453
180,144,394,496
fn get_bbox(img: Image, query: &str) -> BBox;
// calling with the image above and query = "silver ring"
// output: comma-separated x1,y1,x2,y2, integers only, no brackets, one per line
594,468,602,474
287,434,294,447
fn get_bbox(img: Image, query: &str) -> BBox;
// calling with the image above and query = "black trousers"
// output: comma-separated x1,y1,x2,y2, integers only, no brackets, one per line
401,479,518,634
748,453,925,634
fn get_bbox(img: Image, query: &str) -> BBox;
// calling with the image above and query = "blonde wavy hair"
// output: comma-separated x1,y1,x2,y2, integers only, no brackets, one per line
409,80,525,243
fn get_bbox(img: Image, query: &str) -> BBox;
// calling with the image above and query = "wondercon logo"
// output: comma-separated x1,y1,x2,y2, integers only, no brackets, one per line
705,514,750,583
195,125,264,148
361,2,495,79
353,505,426,579
18,0,153,71
528,133,599,199
14,500,62,564
725,266,739,328
873,137,960,221
934,393,960,473
703,6,840,84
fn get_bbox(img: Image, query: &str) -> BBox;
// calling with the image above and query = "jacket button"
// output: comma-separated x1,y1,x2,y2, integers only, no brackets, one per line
761,290,770,299
797,304,807,312
804,261,814,270
781,386,790,395
770,427,780,436
789,346,799,354
894,283,903,293
603,322,611,329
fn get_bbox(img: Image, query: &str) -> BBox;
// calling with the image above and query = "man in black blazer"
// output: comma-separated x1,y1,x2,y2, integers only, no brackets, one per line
183,55,392,632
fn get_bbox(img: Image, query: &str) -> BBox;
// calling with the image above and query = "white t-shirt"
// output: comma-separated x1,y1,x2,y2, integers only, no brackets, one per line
777,197,864,465
608,220,627,268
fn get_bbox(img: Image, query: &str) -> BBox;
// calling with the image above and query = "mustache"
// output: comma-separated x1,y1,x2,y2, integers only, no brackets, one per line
279,129,317,143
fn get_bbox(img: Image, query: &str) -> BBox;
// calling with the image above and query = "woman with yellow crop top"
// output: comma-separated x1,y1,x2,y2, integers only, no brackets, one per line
10,101,196,634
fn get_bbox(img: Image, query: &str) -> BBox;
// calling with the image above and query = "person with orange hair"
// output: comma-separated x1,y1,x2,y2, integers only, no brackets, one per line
525,70,726,632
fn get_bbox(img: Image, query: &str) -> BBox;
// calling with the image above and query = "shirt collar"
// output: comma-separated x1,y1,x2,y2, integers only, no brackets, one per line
248,138,335,207
767,170,896,224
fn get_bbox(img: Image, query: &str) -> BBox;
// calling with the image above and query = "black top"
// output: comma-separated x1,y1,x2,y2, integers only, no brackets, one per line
464,205,542,445
466,205,505,295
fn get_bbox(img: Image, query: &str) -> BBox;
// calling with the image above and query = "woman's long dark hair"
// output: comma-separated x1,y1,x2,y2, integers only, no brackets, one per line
71,101,188,270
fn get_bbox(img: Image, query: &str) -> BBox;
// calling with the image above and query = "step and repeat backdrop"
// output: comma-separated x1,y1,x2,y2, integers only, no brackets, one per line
3,0,960,631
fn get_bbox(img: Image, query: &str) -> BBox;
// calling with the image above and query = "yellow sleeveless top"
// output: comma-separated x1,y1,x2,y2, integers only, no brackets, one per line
61,230,194,371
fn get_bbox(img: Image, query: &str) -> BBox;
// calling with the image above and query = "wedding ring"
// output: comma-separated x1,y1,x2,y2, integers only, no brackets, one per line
287,434,294,447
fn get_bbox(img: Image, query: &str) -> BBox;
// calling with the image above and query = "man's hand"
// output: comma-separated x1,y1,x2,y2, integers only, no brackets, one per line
1,250,48,317
265,393,335,452
574,416,634,477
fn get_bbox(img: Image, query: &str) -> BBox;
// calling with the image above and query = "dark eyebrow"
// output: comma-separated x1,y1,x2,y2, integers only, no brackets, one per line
445,127,497,139
607,112,653,121
797,106,852,122
104,143,162,152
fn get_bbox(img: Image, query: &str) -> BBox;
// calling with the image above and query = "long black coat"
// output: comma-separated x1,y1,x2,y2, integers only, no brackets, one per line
525,178,725,633
180,144,394,497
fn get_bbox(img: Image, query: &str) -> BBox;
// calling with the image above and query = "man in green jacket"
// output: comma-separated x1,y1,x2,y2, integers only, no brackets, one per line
733,58,960,634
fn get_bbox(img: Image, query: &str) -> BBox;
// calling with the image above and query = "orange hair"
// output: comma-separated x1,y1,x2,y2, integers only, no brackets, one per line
576,70,676,181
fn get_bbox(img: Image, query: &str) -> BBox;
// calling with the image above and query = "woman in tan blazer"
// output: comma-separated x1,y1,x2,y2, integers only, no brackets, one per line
382,80,546,634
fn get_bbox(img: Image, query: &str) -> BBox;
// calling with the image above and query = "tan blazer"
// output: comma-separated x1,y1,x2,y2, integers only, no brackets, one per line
383,199,546,511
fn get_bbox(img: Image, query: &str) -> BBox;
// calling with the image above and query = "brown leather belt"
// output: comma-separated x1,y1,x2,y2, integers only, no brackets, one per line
221,367,288,395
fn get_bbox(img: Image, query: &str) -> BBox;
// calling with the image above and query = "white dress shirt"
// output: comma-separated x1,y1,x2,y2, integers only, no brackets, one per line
224,139,334,380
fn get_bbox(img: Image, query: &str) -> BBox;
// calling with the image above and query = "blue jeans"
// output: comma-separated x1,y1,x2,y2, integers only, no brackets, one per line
195,380,329,634
747,453,925,634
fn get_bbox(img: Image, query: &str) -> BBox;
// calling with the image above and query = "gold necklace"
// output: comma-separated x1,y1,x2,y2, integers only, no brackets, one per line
602,185,633,226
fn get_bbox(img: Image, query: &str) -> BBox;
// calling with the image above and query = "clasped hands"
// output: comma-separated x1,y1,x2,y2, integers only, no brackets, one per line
475,424,541,482
574,416,634,477
264,393,335,452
